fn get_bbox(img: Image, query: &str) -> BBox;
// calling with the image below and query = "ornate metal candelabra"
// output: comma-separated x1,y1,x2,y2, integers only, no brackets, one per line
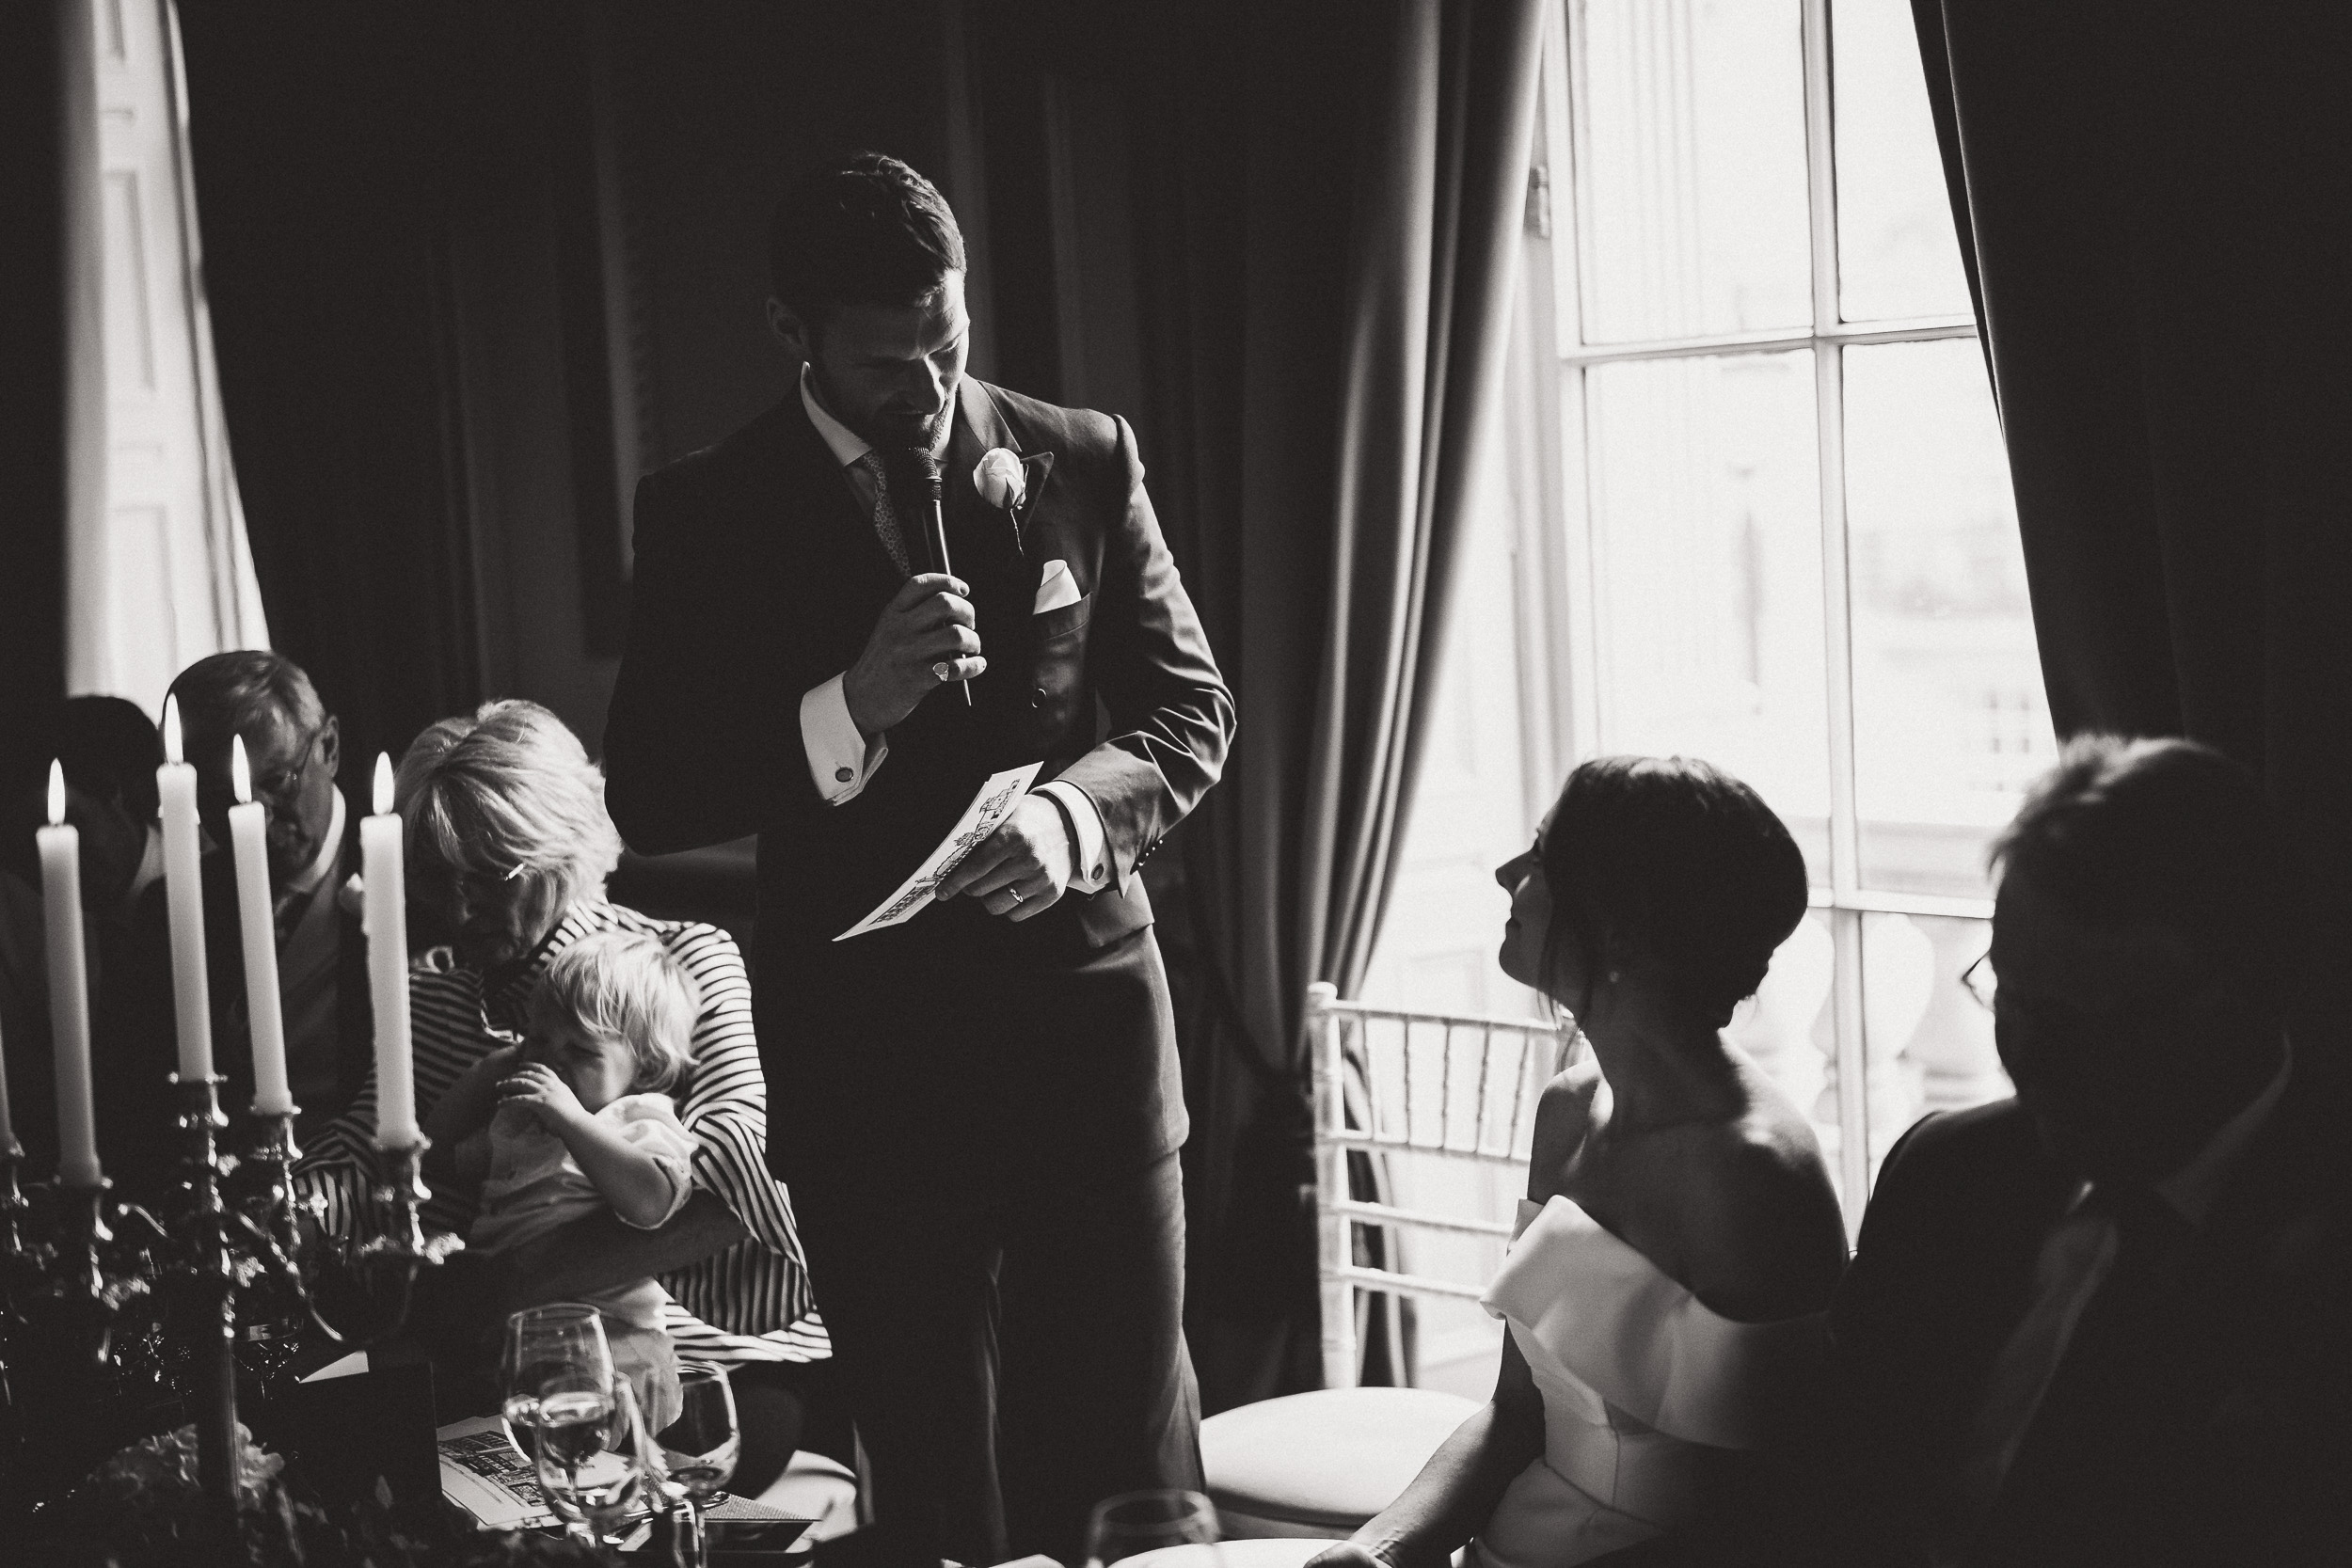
0,1084,467,1513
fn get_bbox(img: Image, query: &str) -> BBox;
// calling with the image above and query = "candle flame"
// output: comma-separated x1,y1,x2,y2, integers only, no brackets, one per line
163,693,183,766
231,734,253,805
373,752,394,816
47,759,65,827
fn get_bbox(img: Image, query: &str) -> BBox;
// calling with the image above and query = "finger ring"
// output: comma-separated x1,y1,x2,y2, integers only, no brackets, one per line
933,660,953,683
1008,887,1025,904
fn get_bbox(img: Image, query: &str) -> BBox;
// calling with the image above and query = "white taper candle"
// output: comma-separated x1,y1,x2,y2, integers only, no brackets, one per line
361,752,418,1146
228,736,294,1116
158,696,215,1082
37,762,101,1186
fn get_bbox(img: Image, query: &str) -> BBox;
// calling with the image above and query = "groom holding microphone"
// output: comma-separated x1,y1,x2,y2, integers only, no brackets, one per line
604,153,1233,1566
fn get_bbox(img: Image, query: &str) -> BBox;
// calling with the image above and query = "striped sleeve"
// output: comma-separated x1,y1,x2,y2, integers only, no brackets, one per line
629,911,817,1336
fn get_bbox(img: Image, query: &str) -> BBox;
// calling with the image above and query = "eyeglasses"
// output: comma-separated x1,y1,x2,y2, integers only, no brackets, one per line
1962,950,1997,1012
1961,948,2233,1034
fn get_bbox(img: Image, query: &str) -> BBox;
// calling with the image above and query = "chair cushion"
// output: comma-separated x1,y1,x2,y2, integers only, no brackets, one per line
1201,1387,1480,1537
1121,1539,1344,1568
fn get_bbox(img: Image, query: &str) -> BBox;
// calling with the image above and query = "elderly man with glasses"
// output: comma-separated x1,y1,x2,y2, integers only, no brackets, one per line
1764,736,2346,1568
119,651,371,1171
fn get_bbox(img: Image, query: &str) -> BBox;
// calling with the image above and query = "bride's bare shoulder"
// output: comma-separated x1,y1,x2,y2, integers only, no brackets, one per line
1529,1059,1604,1196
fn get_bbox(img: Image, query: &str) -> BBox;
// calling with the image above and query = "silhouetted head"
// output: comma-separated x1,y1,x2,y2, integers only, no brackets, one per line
1987,735,2299,1184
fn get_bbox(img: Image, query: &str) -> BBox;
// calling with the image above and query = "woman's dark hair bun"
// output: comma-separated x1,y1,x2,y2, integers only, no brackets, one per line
1541,755,1809,1026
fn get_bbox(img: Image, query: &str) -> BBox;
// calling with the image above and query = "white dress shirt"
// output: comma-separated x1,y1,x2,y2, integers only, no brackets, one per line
795,365,1115,893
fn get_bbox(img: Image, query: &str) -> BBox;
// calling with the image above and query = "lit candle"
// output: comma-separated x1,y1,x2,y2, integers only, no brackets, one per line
37,762,102,1186
228,736,294,1116
158,696,215,1082
361,753,418,1147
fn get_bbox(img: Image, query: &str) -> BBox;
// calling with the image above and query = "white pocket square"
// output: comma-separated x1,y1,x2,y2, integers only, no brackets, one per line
1033,560,1080,614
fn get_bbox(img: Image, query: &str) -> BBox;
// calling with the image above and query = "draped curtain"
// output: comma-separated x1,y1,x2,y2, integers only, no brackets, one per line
1912,0,2352,1080
1125,0,1546,1406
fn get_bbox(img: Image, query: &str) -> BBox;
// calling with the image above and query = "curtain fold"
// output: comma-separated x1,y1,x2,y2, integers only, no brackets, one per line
1913,0,2352,1067
1128,0,1546,1405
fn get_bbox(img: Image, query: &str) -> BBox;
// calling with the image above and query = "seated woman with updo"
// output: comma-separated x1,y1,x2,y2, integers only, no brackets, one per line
1312,756,1848,1568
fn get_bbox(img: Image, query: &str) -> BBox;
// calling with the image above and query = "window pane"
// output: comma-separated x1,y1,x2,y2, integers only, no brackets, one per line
1575,0,1813,342
1855,911,2012,1185
1585,350,1832,881
1830,0,1973,321
1725,908,1842,1199
1843,340,2056,897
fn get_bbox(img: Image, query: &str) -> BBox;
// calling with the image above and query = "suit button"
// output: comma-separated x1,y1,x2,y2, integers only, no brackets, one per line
1031,687,1046,708
834,768,854,783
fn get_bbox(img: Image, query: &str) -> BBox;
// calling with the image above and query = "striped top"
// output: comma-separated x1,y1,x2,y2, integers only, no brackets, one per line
295,899,827,1364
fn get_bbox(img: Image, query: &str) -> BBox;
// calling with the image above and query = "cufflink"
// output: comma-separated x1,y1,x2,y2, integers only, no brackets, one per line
834,767,854,783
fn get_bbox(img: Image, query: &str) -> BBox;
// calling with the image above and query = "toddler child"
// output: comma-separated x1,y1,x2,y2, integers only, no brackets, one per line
425,928,700,1433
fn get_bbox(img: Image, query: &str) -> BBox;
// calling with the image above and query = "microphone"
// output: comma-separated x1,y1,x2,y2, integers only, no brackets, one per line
906,450,972,707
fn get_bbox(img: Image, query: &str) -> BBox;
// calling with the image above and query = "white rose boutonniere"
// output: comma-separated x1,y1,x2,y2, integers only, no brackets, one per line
974,447,1027,513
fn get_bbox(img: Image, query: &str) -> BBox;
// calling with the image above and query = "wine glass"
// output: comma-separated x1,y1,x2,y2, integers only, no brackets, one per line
1085,1489,1221,1568
657,1362,741,1568
500,1303,612,1463
536,1370,650,1546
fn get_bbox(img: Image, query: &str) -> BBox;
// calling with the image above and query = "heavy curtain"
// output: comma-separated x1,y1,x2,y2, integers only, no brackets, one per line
1913,0,2352,1075
1126,0,1546,1405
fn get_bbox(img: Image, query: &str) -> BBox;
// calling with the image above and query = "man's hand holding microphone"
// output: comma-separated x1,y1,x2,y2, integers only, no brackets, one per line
840,572,983,736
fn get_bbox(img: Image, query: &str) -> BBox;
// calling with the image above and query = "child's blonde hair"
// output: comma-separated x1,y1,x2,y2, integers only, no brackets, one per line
531,929,698,1095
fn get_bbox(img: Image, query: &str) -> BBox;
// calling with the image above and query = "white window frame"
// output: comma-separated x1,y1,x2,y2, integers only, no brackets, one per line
1519,0,1998,1212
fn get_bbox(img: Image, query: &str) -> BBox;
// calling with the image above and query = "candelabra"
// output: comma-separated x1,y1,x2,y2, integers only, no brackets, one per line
0,1088,469,1514
335,1137,465,1347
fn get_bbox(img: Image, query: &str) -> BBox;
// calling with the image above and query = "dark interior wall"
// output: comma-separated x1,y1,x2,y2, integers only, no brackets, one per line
183,2,952,770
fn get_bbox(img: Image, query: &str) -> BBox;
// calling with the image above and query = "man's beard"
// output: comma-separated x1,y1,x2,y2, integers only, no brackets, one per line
867,396,954,455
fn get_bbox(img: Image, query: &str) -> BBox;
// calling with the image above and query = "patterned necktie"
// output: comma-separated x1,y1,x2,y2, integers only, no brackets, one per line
858,451,911,576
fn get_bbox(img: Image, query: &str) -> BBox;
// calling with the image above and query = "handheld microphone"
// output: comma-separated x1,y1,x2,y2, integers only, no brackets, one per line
908,451,972,706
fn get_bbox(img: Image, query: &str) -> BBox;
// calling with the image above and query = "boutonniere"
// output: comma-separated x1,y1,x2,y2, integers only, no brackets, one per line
972,447,1055,557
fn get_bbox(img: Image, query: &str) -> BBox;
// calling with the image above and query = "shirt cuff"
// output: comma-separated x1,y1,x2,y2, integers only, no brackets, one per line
1037,780,1114,893
802,674,889,804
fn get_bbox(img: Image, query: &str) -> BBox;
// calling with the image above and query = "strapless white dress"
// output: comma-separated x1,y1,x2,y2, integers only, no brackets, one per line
1470,1196,1826,1568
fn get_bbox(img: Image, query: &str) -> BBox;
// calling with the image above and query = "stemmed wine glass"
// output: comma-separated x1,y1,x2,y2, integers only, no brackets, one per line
1085,1488,1221,1568
535,1370,652,1546
500,1302,612,1464
657,1362,741,1568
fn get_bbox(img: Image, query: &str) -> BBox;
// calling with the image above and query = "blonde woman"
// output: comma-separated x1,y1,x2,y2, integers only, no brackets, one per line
296,700,830,1481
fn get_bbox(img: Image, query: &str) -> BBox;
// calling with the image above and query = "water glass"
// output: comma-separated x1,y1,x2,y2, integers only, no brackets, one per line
1085,1488,1220,1568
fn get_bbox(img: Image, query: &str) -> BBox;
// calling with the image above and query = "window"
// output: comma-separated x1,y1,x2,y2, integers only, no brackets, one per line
1363,0,2048,1389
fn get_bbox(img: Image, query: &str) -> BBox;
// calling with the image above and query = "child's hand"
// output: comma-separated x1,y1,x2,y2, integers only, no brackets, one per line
498,1060,586,1130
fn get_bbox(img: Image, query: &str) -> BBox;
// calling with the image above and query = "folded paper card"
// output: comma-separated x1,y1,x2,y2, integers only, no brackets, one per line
836,762,1044,941
1034,560,1080,614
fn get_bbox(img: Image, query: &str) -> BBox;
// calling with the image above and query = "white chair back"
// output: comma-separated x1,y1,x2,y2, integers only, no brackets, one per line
1307,980,1580,1390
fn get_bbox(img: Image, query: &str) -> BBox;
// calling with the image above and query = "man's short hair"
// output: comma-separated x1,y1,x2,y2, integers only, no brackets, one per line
167,650,326,752
768,151,965,328
532,928,699,1096
1992,735,2303,1002
60,696,165,823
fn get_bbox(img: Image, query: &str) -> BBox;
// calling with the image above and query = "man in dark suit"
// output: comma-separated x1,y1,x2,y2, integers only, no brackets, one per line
1807,736,2348,1566
117,652,372,1181
604,153,1233,1567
